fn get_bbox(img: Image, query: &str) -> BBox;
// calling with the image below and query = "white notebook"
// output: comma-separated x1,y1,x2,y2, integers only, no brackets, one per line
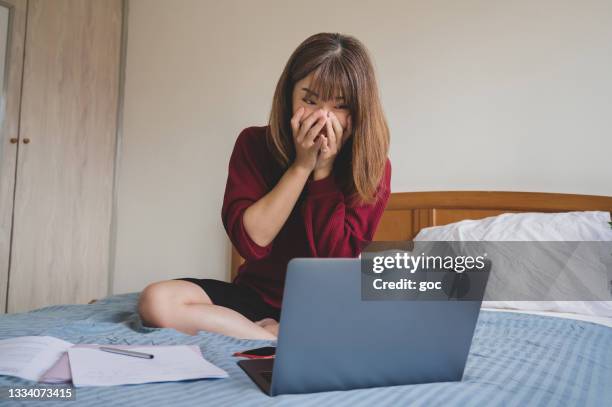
68,345,228,387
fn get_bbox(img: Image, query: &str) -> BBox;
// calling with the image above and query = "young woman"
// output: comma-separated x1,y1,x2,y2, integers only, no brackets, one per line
137,32,391,340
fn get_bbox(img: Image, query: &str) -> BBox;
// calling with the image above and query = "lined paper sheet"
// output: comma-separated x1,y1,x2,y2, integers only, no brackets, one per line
68,345,228,387
41,344,203,383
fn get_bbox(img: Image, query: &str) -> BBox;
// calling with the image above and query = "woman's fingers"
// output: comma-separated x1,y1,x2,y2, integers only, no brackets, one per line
303,113,327,147
321,135,329,153
298,110,324,143
290,107,305,138
325,116,337,153
318,134,327,153
298,108,315,127
293,110,350,166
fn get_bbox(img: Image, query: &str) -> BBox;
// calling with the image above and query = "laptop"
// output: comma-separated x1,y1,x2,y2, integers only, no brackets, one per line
238,258,487,396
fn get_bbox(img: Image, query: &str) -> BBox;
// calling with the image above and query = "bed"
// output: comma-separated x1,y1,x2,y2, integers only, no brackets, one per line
2,191,612,406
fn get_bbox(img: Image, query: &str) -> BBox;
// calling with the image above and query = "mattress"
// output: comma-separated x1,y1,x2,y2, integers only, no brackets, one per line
0,293,610,406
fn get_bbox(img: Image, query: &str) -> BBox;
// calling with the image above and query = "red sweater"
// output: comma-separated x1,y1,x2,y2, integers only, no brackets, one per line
221,125,391,308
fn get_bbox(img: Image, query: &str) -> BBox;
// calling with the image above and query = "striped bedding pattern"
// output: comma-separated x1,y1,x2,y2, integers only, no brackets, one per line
0,293,610,406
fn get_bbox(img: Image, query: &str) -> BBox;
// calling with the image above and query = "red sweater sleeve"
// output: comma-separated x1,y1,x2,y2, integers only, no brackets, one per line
302,159,392,257
221,128,273,261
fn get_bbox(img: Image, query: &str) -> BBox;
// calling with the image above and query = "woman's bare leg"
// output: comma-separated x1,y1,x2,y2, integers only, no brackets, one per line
137,280,276,340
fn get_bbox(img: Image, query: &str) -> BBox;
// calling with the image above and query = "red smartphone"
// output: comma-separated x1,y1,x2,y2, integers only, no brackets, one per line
233,346,276,359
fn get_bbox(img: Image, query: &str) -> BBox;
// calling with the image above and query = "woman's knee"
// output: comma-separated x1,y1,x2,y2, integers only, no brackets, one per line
137,280,211,328
138,281,177,328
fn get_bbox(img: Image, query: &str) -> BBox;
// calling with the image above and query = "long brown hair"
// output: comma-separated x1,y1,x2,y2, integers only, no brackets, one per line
267,33,390,206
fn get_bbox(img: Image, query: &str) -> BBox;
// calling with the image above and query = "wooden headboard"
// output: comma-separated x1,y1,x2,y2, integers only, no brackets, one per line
230,191,612,280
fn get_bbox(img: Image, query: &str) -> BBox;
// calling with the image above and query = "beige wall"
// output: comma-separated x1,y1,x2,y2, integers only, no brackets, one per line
112,0,612,294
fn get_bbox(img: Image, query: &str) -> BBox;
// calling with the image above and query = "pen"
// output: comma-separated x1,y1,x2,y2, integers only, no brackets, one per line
99,346,154,359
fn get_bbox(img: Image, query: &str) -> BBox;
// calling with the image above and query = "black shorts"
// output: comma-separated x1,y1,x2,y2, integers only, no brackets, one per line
174,278,280,322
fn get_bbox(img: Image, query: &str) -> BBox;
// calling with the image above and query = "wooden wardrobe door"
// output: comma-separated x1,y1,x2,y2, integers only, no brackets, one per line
0,0,26,314
7,0,122,313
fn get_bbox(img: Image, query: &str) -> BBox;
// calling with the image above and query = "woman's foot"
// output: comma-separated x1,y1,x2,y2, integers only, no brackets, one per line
255,318,279,338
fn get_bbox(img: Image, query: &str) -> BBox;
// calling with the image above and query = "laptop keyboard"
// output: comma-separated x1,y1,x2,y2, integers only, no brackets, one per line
260,371,273,383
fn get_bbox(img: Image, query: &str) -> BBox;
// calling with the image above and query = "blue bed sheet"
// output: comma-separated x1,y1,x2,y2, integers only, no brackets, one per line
0,293,610,406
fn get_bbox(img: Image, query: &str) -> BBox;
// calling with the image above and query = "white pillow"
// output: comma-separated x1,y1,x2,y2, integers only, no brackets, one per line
414,211,612,318
415,211,612,241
